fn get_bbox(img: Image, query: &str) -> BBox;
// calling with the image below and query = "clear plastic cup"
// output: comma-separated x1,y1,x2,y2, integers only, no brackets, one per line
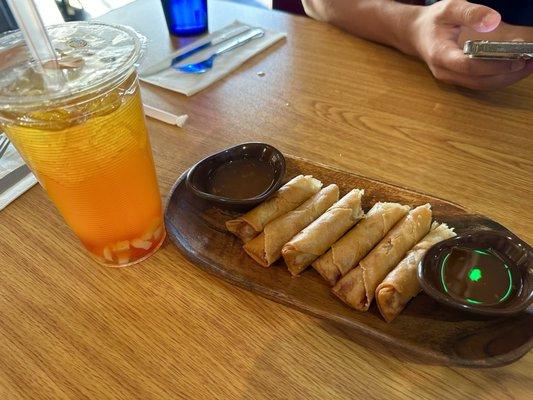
0,22,165,267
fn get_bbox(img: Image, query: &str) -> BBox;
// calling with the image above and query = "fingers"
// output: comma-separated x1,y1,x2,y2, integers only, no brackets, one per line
437,0,501,32
432,60,533,90
435,45,527,76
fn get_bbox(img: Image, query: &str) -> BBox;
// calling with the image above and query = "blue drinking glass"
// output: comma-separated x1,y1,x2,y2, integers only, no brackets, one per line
161,0,208,36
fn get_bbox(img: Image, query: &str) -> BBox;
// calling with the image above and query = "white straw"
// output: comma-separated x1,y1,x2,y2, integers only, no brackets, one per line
7,0,64,89
143,104,188,127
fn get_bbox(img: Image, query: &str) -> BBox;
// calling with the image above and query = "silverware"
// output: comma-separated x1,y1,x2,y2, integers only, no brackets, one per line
0,164,32,196
175,28,264,74
0,135,10,160
141,25,252,77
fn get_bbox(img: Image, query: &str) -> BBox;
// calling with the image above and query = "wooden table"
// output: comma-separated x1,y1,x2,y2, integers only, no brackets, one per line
1,1,532,398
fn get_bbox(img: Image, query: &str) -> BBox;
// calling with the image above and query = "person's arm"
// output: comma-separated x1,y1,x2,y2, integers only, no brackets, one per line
303,0,533,90
303,0,421,55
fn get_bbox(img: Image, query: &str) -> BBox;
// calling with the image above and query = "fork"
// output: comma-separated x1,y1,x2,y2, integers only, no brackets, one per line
0,135,10,160
174,28,265,74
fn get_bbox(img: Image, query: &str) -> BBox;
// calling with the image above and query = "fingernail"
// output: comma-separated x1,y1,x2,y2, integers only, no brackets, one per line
511,59,526,72
481,12,500,29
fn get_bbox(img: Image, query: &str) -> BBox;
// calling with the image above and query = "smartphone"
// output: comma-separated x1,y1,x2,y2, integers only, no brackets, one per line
463,40,533,60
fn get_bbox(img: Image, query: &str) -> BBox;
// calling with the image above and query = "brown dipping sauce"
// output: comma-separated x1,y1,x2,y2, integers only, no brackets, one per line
440,247,517,306
208,159,275,199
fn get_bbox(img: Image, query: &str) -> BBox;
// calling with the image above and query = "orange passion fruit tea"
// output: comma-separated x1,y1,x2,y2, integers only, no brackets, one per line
0,22,165,266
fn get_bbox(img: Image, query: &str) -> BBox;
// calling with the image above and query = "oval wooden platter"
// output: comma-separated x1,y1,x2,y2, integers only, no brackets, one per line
164,155,532,367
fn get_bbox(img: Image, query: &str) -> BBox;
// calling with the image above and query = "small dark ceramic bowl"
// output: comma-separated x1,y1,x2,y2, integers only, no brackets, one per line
418,230,532,317
186,143,286,210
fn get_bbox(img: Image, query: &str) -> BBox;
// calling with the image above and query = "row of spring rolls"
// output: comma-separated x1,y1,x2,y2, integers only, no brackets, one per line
227,175,364,270
226,175,456,322
329,207,455,320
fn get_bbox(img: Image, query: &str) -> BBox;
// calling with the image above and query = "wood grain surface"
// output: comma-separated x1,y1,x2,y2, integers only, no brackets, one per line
165,155,533,367
0,0,532,399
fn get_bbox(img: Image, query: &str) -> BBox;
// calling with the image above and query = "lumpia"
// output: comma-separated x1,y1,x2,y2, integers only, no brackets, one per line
376,222,456,322
282,189,364,276
226,175,322,242
312,202,410,285
332,204,432,311
243,184,339,267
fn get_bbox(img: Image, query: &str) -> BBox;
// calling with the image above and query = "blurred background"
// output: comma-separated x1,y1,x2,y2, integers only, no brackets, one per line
0,0,305,33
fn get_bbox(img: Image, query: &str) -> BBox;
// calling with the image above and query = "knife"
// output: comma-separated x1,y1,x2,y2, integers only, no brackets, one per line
0,164,32,196
141,25,252,77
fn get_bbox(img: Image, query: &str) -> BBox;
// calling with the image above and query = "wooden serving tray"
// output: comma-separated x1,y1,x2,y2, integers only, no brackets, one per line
164,155,532,367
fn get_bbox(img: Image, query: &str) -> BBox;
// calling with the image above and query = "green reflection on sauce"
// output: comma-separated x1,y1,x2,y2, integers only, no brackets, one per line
474,249,490,256
499,265,513,303
440,252,451,294
468,267,482,282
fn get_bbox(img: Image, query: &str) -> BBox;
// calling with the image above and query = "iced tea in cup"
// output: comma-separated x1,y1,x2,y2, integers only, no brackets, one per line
0,22,165,267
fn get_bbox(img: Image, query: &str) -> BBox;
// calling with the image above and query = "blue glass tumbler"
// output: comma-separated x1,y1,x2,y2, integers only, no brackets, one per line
161,0,208,36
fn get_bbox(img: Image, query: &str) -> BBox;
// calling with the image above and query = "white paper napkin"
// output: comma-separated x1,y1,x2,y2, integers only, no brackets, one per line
140,21,286,96
0,138,37,211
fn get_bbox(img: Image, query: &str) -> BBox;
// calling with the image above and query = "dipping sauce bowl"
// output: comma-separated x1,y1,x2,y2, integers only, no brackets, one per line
418,230,532,316
186,143,286,210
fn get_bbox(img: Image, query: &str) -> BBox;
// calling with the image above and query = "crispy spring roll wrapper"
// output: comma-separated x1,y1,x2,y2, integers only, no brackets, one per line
243,185,339,267
377,222,456,322
312,202,410,285
332,204,432,311
226,175,322,242
282,189,364,276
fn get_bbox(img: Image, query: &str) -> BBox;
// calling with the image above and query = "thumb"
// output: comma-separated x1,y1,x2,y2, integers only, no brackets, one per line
441,0,501,32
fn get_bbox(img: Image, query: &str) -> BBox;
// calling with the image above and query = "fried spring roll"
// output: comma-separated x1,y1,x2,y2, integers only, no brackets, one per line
226,175,322,242
243,185,339,267
282,189,364,276
376,222,456,322
312,202,410,285
332,204,432,311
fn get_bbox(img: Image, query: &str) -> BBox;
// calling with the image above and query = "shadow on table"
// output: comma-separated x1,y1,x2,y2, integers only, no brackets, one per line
441,83,533,111
370,49,533,113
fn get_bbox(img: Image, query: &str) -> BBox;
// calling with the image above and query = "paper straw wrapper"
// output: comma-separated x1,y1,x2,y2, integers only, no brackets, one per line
143,104,188,127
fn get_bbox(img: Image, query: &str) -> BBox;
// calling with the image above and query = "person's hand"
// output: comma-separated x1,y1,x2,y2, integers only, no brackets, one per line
409,0,533,90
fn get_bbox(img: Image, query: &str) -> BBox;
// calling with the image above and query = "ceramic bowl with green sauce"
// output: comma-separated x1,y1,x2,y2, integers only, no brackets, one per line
418,231,532,316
